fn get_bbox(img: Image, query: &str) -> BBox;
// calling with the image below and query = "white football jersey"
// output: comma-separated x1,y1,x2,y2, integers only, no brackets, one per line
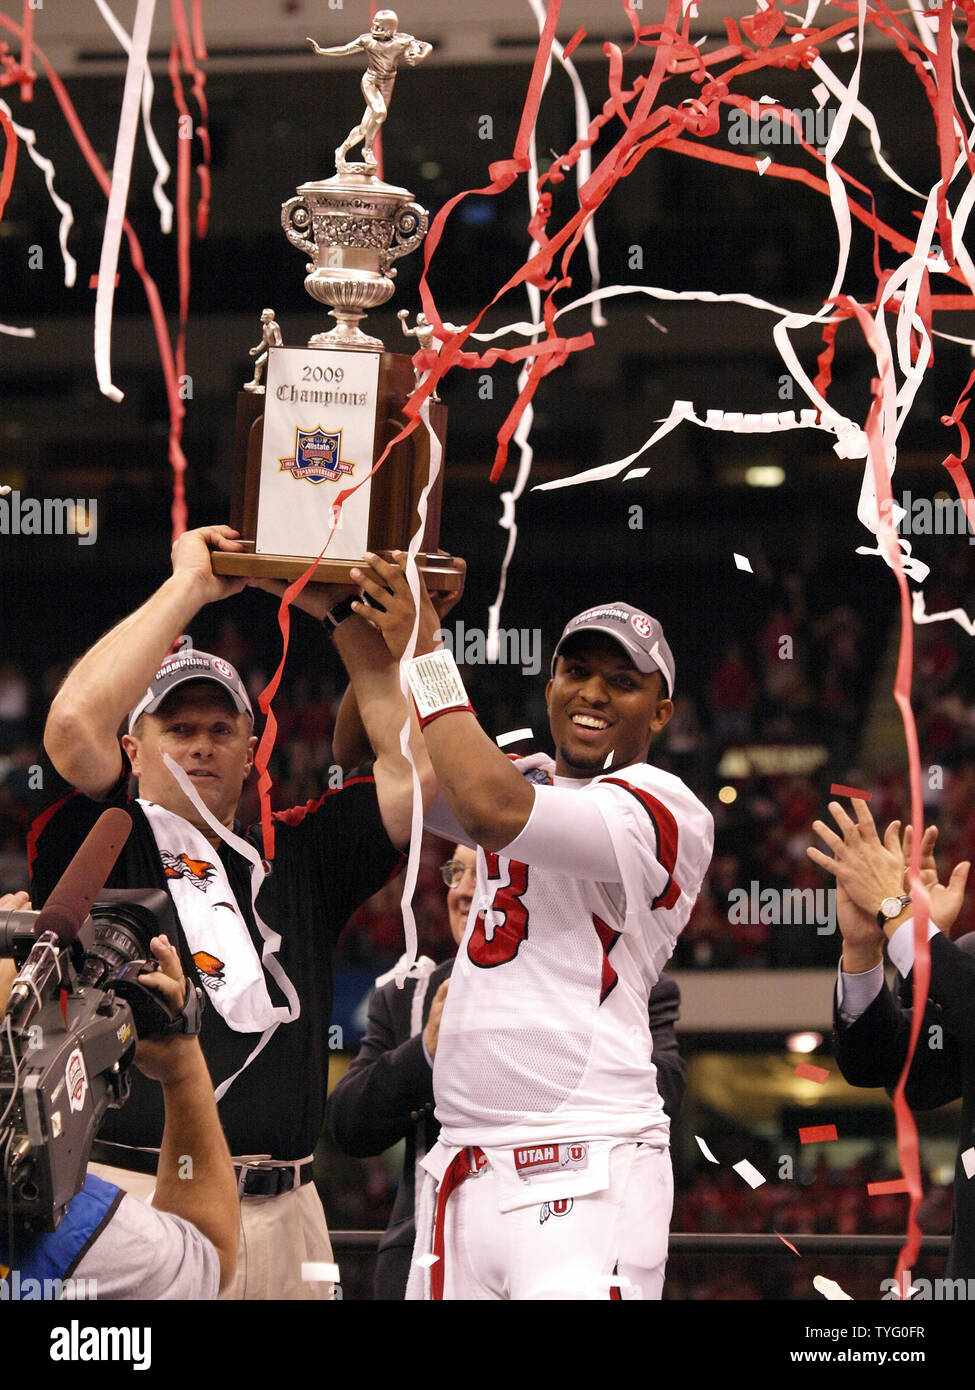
431,759,714,1149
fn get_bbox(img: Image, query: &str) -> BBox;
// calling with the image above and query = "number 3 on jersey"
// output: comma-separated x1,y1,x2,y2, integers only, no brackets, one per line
467,853,530,967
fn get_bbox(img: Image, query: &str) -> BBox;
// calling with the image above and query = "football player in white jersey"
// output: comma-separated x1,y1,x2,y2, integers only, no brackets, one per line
347,554,714,1301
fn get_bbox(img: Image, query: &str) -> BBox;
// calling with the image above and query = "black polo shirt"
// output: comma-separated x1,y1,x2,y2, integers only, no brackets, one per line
29,752,403,1159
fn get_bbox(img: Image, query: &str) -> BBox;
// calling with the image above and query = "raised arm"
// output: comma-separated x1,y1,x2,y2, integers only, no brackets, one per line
348,554,530,850
331,611,437,850
134,935,239,1292
332,561,466,773
44,526,246,798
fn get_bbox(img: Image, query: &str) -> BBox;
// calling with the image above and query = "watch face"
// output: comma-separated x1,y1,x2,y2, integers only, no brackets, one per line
881,896,903,919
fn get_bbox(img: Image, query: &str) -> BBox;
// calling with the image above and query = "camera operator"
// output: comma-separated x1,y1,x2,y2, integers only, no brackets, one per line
0,892,238,1298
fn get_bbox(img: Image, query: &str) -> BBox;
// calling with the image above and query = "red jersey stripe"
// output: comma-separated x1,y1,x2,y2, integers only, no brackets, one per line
599,777,682,909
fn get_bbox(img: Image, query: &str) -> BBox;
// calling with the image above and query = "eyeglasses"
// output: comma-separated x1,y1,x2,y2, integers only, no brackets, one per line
440,858,473,888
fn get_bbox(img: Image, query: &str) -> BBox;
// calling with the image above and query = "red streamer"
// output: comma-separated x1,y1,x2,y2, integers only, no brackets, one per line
0,99,16,221
839,295,931,1295
17,0,31,101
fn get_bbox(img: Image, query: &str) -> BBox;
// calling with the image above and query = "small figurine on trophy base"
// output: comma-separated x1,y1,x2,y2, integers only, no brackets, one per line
396,309,466,400
307,10,432,175
243,309,284,394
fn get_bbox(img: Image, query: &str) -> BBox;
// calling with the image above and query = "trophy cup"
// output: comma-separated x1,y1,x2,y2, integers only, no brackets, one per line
213,12,462,592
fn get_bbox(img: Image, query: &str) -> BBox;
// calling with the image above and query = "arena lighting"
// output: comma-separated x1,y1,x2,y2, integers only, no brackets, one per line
786,1031,823,1053
744,465,785,488
717,785,737,804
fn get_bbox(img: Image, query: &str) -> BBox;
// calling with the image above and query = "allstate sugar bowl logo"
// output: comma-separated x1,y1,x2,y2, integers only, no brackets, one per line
279,427,356,483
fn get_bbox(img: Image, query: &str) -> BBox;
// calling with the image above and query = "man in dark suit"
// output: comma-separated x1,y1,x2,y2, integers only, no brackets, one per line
809,797,974,1279
327,842,687,1299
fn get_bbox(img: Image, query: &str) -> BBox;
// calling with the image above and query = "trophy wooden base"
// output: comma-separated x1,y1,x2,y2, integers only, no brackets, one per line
212,545,464,591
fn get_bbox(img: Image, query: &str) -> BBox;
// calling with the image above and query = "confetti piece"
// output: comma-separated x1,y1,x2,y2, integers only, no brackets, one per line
733,1159,766,1189
562,25,586,60
695,1135,719,1163
836,32,856,52
413,1252,439,1269
774,1231,801,1257
799,1124,838,1144
0,323,34,339
794,1062,830,1084
759,94,778,105
814,1274,853,1300
962,1147,975,1179
829,783,872,801
301,1261,340,1283
755,157,772,176
811,82,830,108
867,1179,910,1196
496,728,534,748
734,553,753,572
0,484,9,496
603,750,615,768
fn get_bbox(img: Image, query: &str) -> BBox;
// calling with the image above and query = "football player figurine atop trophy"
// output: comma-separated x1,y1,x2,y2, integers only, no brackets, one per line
308,10,432,175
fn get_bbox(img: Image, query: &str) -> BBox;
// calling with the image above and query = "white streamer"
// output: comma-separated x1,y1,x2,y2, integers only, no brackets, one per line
393,392,445,987
0,101,76,287
93,0,157,403
94,0,173,234
913,589,975,637
484,0,609,661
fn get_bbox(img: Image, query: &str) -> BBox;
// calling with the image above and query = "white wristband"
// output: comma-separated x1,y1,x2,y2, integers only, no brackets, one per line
407,650,472,726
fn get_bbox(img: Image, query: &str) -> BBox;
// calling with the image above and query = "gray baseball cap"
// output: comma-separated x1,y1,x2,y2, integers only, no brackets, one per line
128,650,254,733
552,602,675,697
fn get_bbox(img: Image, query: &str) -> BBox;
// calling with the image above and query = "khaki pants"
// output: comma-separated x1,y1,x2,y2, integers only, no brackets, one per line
88,1162,335,1301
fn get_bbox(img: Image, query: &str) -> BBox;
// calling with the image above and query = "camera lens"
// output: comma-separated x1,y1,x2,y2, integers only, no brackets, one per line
79,903,155,989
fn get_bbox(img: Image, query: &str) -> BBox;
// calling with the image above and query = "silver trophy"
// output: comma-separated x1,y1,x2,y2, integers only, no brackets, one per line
218,11,462,595
281,10,432,351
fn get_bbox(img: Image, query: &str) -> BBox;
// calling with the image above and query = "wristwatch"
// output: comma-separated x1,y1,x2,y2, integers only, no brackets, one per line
324,591,386,628
324,595,359,628
877,894,911,928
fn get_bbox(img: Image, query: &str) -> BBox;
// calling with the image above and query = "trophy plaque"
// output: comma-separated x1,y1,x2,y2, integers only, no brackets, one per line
213,13,462,592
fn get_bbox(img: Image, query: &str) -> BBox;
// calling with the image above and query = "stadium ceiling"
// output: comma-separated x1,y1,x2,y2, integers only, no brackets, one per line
32,0,903,75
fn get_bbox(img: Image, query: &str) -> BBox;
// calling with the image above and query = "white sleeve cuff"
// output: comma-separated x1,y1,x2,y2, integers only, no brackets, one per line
836,960,885,1023
887,917,939,979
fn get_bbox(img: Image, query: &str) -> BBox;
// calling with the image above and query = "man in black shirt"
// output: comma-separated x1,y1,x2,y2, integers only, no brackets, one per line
31,523,434,1299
